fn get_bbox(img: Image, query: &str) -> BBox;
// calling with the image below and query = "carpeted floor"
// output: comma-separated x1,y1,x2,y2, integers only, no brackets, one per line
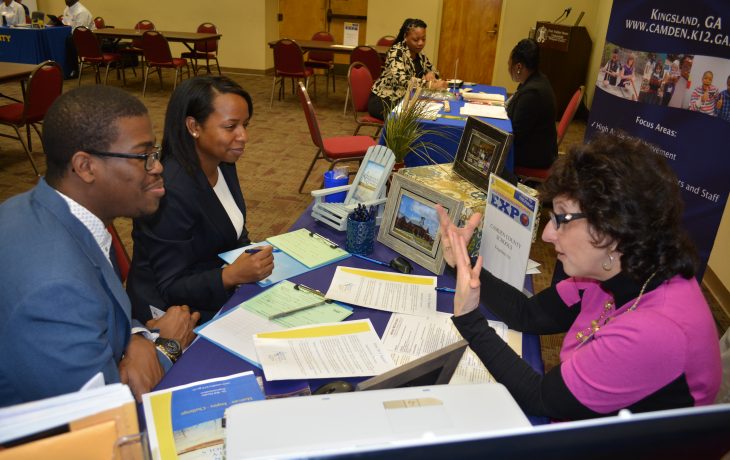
0,68,725,373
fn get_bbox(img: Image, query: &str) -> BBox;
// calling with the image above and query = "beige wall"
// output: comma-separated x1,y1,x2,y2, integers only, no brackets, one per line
365,0,443,68
709,200,730,285
38,0,278,71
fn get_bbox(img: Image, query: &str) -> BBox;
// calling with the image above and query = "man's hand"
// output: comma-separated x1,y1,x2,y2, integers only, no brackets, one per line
436,204,481,268
451,230,482,317
119,334,163,402
222,246,275,288
146,305,200,349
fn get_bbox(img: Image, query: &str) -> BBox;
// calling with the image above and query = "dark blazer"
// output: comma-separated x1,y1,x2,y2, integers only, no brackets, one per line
127,157,250,324
506,72,558,169
0,180,131,406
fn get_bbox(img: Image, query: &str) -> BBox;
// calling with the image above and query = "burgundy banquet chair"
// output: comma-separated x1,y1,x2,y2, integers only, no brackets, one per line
270,39,313,108
181,22,221,75
141,31,190,96
72,26,126,86
343,45,382,114
0,60,63,176
348,62,383,137
297,82,375,193
304,31,336,96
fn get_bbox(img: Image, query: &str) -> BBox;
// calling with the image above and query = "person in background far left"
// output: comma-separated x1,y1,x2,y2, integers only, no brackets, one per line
0,0,25,26
62,0,94,29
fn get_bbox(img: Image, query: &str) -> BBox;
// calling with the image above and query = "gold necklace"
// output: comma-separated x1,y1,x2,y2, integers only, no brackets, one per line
576,271,658,343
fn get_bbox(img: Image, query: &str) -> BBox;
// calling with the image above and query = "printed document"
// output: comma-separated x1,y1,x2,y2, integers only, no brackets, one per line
143,371,264,460
196,282,352,367
219,243,312,287
480,174,538,290
381,312,521,384
325,266,437,316
460,102,509,120
267,228,350,268
253,319,395,381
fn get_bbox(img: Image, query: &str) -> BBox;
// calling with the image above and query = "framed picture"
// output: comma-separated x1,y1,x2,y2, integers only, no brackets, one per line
377,173,463,275
452,116,513,190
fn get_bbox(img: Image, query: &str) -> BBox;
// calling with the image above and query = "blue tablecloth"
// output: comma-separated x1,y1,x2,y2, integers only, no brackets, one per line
154,205,546,425
381,84,514,171
0,26,72,78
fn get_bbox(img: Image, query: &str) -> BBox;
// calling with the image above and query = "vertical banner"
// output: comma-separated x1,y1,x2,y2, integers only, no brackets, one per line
587,0,730,276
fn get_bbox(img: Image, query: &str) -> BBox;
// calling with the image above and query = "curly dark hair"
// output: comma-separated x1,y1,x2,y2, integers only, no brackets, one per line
510,38,540,71
395,18,427,44
43,85,148,185
163,75,253,176
539,133,697,283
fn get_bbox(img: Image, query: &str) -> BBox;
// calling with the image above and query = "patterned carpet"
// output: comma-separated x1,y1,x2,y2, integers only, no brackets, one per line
0,69,723,373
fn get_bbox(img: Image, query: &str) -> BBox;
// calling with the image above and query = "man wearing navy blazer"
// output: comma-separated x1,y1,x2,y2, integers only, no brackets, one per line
0,86,199,407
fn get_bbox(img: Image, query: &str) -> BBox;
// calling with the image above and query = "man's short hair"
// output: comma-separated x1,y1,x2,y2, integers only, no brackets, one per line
43,86,148,184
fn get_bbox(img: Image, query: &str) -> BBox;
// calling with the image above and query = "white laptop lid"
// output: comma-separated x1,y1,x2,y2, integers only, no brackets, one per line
224,383,530,459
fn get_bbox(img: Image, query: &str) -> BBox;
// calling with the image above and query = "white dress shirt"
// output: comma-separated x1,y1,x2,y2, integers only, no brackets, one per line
62,1,94,29
0,1,25,26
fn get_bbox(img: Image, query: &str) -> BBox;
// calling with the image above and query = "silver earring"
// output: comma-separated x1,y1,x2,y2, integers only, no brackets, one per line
602,254,614,271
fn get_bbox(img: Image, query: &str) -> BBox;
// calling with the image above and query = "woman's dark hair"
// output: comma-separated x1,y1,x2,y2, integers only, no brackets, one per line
163,75,253,175
509,38,540,71
395,18,427,44
540,133,697,283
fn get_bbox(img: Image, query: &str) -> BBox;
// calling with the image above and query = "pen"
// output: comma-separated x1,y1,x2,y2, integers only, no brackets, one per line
268,299,330,319
308,231,339,249
244,247,281,254
351,253,390,268
435,287,456,293
293,283,326,297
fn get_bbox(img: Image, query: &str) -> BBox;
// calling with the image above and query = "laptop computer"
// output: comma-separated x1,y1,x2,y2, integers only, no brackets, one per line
45,14,63,27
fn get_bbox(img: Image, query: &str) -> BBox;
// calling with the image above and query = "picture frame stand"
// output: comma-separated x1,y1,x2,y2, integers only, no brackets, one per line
311,145,396,231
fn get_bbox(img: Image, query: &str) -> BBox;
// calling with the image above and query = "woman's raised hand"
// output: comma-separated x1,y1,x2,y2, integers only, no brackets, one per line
436,204,481,268
451,230,482,317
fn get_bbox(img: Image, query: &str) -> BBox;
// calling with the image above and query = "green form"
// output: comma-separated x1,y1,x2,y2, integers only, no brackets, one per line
241,280,352,328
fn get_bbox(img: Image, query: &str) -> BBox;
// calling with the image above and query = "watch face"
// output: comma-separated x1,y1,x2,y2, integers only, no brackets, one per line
157,338,181,356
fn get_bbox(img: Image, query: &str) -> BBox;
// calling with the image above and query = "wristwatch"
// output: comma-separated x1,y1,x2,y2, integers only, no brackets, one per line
154,337,182,363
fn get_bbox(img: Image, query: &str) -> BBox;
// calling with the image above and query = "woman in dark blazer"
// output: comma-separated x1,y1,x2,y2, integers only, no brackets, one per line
505,38,558,170
127,76,274,323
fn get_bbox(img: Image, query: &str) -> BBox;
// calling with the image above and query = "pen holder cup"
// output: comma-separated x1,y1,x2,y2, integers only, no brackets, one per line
323,170,348,203
345,215,375,255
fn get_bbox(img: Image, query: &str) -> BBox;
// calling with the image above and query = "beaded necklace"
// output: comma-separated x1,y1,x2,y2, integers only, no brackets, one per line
575,271,658,344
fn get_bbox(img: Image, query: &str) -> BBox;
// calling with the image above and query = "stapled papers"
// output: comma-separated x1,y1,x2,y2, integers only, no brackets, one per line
325,266,437,316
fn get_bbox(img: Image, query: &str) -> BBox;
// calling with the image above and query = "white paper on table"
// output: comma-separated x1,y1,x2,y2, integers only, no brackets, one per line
479,174,538,290
253,319,395,381
325,266,437,316
460,91,505,103
381,312,519,385
459,103,509,119
196,307,284,368
526,258,541,275
393,99,443,120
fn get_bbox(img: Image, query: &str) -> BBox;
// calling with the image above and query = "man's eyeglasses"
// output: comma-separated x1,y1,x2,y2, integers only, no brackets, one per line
549,211,586,230
87,145,162,171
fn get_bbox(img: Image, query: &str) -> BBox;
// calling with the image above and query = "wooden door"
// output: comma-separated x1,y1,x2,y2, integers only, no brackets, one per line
279,0,326,40
437,0,502,84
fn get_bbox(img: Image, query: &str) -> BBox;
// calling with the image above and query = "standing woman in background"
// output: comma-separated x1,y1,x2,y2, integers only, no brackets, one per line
127,76,274,324
505,38,558,170
367,18,447,120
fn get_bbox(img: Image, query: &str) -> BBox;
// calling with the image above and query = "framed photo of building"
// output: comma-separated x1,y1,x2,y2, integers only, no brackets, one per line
452,116,513,190
377,173,463,275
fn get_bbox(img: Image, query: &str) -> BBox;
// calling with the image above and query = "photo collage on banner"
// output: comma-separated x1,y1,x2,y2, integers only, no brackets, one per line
587,0,730,276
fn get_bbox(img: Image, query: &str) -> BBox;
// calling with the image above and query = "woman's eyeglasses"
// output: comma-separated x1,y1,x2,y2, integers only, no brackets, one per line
86,145,162,171
549,211,586,229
